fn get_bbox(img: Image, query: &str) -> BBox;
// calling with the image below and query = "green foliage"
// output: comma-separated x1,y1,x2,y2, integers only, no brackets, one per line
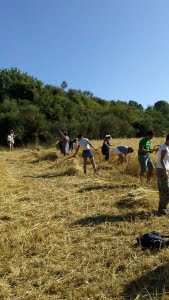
0,68,168,145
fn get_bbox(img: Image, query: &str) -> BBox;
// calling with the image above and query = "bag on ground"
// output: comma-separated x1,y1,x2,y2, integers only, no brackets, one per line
136,231,169,249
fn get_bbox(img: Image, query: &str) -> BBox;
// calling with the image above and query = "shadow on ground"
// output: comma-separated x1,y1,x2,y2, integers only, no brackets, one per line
71,211,152,226
122,261,169,299
24,171,75,179
78,184,139,193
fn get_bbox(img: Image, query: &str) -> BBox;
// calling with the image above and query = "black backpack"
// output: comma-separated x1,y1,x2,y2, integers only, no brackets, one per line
136,231,169,249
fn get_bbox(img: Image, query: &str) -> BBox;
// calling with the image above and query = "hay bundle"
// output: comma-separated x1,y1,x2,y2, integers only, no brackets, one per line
33,151,59,162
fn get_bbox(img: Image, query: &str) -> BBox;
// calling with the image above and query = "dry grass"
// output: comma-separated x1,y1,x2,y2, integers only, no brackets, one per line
0,138,169,299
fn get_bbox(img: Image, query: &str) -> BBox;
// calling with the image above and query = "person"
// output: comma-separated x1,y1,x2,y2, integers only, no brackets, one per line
101,134,111,160
57,130,70,156
72,134,98,174
138,130,156,181
114,145,134,164
157,134,169,215
7,130,15,151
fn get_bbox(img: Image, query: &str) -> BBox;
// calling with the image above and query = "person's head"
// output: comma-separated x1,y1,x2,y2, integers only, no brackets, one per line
10,129,14,133
105,134,111,140
146,130,154,140
77,134,83,140
128,147,134,153
64,131,68,136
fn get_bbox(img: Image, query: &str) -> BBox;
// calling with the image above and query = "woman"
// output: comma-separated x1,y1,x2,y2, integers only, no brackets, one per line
72,134,98,174
114,145,134,164
101,134,111,160
7,130,15,151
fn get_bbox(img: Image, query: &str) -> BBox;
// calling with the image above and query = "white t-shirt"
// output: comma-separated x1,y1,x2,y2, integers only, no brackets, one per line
157,143,169,170
78,137,90,150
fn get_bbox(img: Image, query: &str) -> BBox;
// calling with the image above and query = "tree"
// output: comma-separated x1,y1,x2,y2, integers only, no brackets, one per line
61,81,68,90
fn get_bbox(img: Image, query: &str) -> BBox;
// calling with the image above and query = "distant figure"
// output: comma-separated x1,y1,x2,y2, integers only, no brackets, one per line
157,134,169,215
57,130,70,156
114,145,134,164
101,134,111,160
7,130,15,151
138,130,155,181
69,138,78,151
72,134,98,174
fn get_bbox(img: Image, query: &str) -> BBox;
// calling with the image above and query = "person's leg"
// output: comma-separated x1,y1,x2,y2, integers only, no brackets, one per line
83,157,87,174
157,169,169,213
118,154,123,164
147,158,154,182
90,157,97,172
138,155,147,181
105,150,109,161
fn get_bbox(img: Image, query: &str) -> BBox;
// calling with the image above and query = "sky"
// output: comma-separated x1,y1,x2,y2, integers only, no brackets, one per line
0,0,169,108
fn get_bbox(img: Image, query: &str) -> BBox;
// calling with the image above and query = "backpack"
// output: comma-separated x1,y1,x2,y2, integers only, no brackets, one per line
136,231,169,249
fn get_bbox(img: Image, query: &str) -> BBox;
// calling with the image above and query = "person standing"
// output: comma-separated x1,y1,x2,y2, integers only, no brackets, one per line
7,130,15,151
138,130,155,181
72,134,98,174
101,134,111,161
57,130,70,156
157,134,169,215
114,145,134,164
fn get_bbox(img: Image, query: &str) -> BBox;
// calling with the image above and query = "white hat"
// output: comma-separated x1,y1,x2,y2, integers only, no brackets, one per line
105,134,111,138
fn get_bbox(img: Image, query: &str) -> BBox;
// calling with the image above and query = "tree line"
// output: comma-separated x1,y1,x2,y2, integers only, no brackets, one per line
0,68,168,145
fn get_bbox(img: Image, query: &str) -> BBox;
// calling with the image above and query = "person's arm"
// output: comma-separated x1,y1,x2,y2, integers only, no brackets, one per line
139,145,154,154
72,145,80,157
104,141,111,148
89,142,97,150
160,149,168,174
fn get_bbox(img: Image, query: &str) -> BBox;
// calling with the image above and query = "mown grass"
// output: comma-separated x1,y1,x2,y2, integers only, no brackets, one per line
0,137,169,300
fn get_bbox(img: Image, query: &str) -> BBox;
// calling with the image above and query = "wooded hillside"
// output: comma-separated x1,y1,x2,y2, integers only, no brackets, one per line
0,68,168,145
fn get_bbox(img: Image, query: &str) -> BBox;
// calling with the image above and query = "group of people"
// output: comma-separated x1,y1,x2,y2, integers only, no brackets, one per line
56,131,77,156
69,131,169,216
7,127,169,216
137,130,169,216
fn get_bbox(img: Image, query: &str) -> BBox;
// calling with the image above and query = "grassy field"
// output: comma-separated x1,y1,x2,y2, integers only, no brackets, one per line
0,137,169,300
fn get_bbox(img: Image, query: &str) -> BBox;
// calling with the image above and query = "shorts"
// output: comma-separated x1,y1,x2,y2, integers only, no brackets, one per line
114,147,122,155
82,149,94,158
138,155,154,172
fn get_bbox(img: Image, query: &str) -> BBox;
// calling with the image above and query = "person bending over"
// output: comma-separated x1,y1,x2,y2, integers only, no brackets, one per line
114,145,134,164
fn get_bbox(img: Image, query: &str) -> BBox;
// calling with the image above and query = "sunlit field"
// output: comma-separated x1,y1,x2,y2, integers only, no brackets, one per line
0,137,169,300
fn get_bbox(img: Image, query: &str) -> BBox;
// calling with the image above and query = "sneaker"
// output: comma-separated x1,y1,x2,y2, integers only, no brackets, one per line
94,171,100,176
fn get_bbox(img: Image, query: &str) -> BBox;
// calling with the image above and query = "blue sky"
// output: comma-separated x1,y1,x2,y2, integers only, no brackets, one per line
0,0,169,107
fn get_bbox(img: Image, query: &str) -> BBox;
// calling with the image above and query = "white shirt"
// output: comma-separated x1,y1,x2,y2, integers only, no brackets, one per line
157,143,169,170
78,137,90,150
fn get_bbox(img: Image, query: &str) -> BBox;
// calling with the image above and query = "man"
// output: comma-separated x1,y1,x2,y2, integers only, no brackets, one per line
157,134,169,215
138,130,156,181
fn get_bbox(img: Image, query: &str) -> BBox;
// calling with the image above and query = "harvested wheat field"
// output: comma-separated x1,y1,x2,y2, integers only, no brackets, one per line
0,138,169,300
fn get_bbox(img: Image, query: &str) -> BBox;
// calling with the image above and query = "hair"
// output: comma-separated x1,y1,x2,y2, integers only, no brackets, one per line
128,147,134,153
166,134,169,141
146,130,154,136
77,134,83,139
